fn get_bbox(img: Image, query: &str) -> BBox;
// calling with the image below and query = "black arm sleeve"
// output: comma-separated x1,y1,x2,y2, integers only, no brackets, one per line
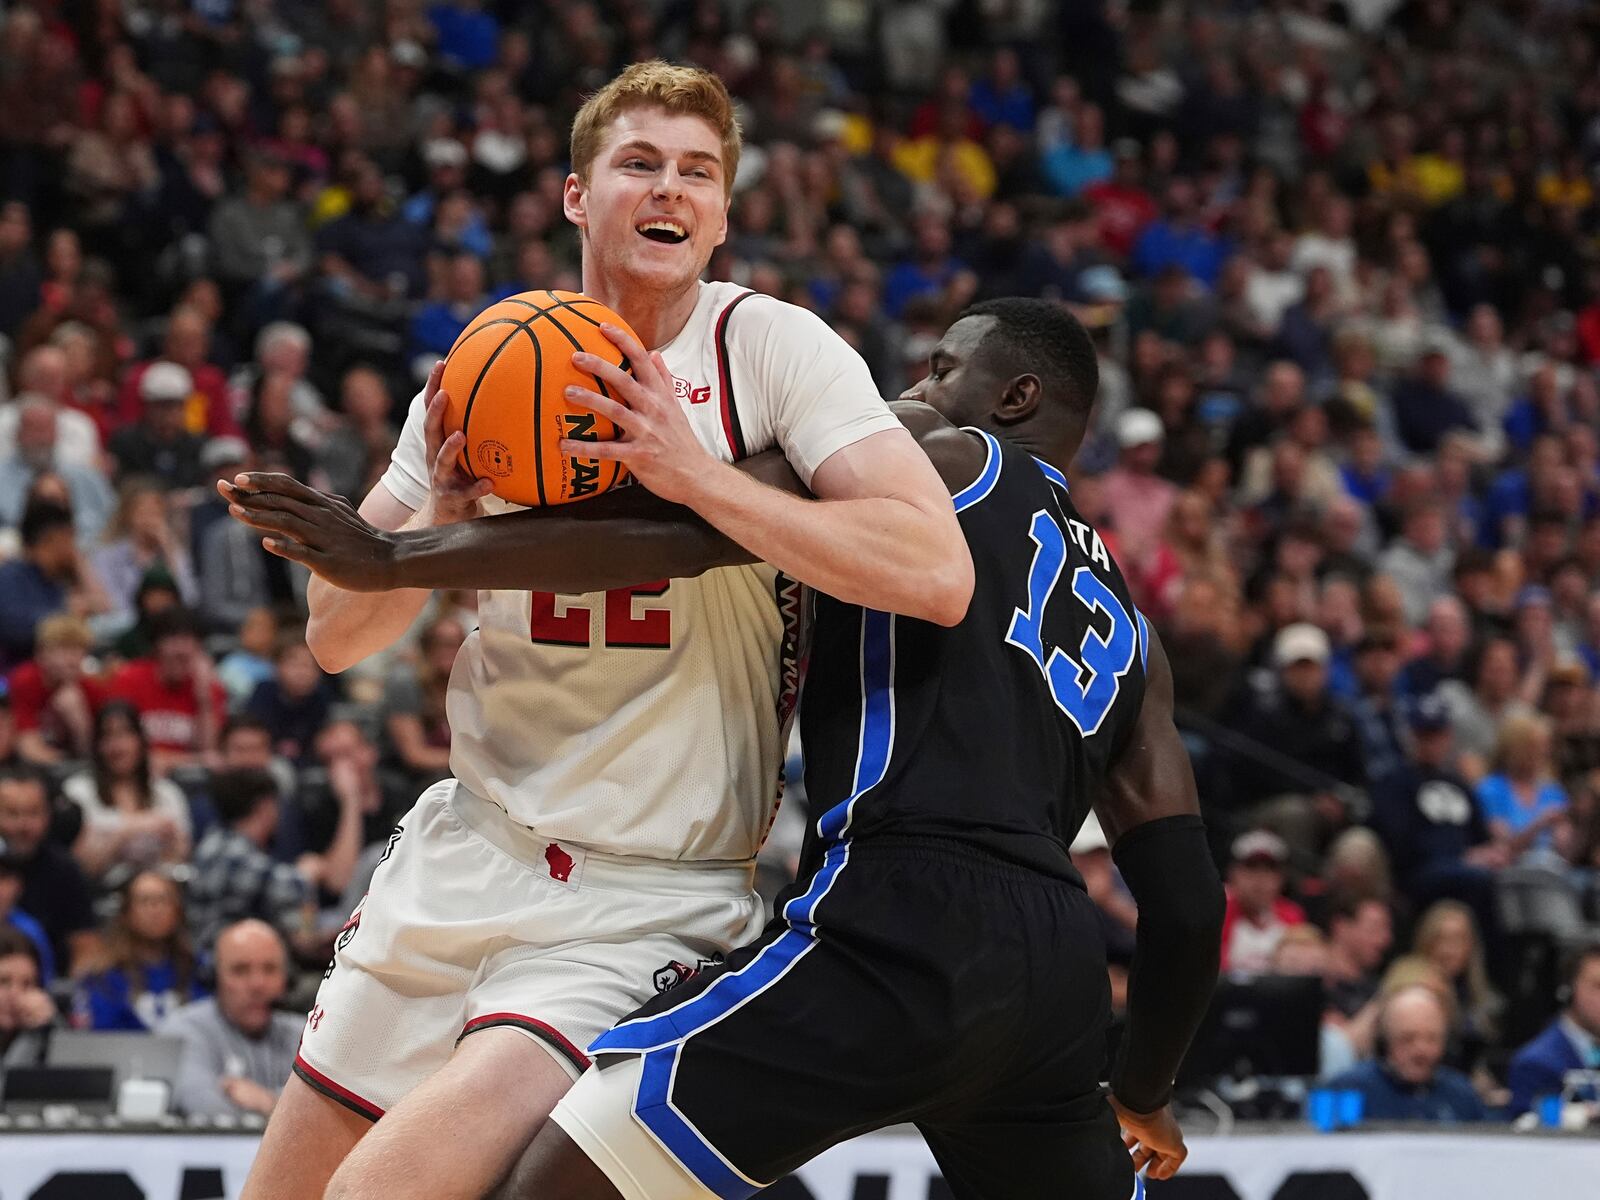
1108,812,1225,1113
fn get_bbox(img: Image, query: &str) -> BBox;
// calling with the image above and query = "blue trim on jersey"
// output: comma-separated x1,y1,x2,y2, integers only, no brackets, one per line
1132,1175,1146,1200
1033,456,1069,491
952,429,1003,512
1136,609,1150,671
815,608,896,841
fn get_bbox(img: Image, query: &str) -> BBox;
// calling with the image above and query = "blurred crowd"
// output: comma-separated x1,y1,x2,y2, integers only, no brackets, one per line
3,0,1600,1123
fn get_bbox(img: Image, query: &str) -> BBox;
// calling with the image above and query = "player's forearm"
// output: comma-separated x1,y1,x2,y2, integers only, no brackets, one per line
1109,815,1225,1113
306,505,437,672
677,461,973,626
387,504,747,593
386,452,805,594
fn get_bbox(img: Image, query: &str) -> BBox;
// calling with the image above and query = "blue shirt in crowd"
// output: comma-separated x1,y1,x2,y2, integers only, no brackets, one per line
1324,1059,1490,1123
75,960,207,1032
1475,775,1566,852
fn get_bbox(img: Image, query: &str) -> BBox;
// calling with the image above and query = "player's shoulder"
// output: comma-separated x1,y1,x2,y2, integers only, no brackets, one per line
708,284,842,351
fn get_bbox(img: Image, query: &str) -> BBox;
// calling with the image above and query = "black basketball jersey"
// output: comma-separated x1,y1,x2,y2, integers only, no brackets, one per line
797,429,1151,880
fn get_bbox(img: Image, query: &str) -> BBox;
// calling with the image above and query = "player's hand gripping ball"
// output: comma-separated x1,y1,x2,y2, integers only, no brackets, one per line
440,290,638,506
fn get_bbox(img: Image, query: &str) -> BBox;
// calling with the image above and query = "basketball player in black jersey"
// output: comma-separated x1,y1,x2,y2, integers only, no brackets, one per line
223,299,1225,1199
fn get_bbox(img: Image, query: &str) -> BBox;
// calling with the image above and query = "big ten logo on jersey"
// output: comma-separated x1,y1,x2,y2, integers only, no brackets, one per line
1006,508,1140,737
530,583,672,649
561,412,604,498
673,375,712,406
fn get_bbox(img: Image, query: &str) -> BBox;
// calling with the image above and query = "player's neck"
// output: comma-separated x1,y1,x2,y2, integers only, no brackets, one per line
581,267,700,350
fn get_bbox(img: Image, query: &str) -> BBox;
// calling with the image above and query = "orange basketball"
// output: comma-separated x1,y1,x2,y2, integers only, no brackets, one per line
439,290,635,507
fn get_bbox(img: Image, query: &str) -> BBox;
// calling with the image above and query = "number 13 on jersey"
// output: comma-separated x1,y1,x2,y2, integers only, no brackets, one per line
1006,510,1138,736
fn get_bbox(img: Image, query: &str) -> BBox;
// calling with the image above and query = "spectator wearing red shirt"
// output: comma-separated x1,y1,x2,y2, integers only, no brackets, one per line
108,608,224,773
1221,829,1307,974
6,614,107,766
1083,140,1157,260
116,306,237,439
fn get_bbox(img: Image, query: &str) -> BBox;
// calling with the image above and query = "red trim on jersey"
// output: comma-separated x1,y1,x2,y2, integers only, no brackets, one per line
293,1054,385,1122
714,290,758,460
459,1012,591,1073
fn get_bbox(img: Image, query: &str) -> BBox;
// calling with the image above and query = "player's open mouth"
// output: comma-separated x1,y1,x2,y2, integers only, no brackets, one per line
636,220,689,244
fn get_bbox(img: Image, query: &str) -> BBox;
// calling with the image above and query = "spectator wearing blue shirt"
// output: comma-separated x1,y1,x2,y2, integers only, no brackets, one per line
1325,986,1491,1122
1131,178,1229,289
883,213,967,320
1041,103,1112,198
0,841,54,984
411,254,490,365
74,869,204,1031
1476,713,1568,861
1579,593,1600,682
968,48,1034,132
1507,941,1600,1116
428,1,500,72
1391,343,1480,456
401,140,471,229
0,501,79,672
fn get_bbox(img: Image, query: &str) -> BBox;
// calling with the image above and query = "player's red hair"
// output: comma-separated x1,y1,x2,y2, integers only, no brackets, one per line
569,60,742,197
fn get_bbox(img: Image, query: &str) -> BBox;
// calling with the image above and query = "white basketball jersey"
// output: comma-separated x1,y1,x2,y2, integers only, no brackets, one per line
380,282,900,861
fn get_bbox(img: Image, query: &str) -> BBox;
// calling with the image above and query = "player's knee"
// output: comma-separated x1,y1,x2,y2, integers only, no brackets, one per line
491,1124,623,1200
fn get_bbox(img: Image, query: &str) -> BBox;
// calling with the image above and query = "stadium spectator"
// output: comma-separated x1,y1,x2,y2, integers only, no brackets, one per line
1220,829,1305,974
1507,940,1600,1118
107,363,208,487
247,637,333,764
186,767,313,955
108,608,225,773
158,918,301,1117
381,614,462,789
0,926,57,1068
217,608,280,709
0,837,54,983
0,501,108,671
1323,891,1395,1021
60,701,191,885
116,307,236,439
1325,986,1490,1122
0,766,98,976
0,345,103,472
1478,713,1570,863
6,614,106,765
73,870,203,1031
89,477,199,638
0,397,116,541
1412,900,1503,1077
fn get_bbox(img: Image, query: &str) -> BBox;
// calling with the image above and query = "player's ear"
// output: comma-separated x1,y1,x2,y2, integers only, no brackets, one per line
563,173,589,229
997,374,1042,424
714,195,730,247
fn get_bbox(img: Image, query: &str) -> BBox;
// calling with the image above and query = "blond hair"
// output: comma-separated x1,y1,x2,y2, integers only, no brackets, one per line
1413,899,1503,1037
570,61,741,197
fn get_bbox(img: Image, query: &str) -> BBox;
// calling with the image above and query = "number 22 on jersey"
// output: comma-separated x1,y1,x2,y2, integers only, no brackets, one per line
530,583,672,649
1006,510,1136,736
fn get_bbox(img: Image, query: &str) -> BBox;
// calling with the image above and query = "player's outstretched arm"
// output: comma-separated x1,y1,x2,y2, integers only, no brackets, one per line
223,449,807,595
1096,625,1225,1180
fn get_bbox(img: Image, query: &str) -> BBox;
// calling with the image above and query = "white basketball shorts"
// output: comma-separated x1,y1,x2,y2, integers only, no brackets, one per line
293,779,765,1120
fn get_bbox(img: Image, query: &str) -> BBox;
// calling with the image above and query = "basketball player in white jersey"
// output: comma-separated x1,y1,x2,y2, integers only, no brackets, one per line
236,62,971,1200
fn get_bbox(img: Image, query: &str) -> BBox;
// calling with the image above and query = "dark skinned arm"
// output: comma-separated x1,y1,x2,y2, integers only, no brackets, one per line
1096,625,1225,1180
221,402,986,596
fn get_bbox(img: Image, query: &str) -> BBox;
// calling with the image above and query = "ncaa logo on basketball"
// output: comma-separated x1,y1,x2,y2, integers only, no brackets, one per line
476,440,514,478
563,413,603,498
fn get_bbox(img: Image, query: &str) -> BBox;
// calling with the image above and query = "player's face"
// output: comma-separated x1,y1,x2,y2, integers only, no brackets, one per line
900,316,1004,429
566,107,730,301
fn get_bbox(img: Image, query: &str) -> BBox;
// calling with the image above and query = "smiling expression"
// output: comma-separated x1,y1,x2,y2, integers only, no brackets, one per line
565,107,731,300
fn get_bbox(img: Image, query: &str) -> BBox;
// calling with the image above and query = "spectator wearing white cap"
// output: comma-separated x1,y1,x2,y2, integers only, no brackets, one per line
1220,829,1306,974
107,362,208,487
1233,622,1368,848
1099,407,1177,568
